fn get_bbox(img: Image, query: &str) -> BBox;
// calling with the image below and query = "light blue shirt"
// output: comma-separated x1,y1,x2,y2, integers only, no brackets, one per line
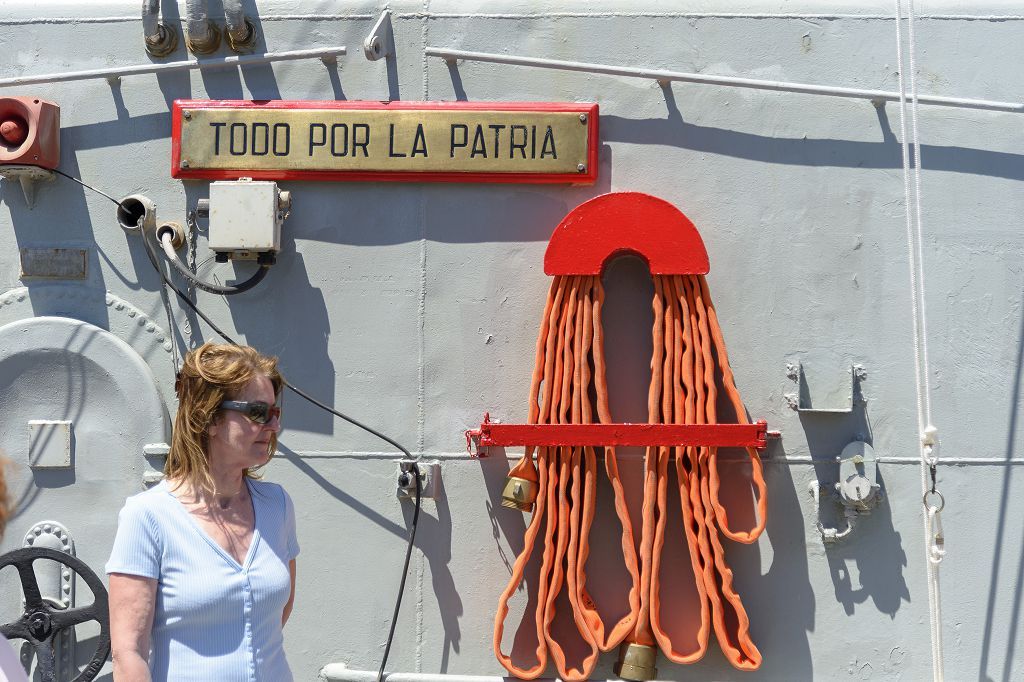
106,479,299,682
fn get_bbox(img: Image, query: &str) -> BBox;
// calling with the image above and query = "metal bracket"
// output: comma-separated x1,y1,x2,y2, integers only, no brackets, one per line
0,165,54,209
397,460,441,499
810,441,883,545
21,521,76,678
143,442,170,487
466,412,768,457
363,10,393,61
786,362,866,414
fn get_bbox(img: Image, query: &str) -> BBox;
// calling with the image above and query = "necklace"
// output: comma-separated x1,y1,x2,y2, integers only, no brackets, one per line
213,485,245,511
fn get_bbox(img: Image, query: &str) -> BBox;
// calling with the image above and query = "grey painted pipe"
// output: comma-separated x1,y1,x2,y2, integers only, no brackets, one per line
141,0,160,42
223,0,249,44
141,0,177,56
185,0,208,39
185,0,218,53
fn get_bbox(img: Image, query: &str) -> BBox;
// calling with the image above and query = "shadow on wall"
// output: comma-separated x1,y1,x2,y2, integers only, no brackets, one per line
978,287,1024,682
276,443,464,670
599,83,1024,182
798,400,911,619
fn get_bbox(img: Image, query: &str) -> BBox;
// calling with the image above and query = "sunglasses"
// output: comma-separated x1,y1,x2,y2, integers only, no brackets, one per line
220,400,282,425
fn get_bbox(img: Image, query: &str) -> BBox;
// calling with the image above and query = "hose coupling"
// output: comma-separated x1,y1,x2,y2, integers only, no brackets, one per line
500,475,537,512
614,642,658,681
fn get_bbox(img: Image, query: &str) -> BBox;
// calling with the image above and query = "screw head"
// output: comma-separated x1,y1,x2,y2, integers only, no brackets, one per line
577,163,586,173
182,110,191,120
579,113,588,123
180,159,190,169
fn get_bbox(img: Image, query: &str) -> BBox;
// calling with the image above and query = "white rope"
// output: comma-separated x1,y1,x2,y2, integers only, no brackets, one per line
893,1,945,680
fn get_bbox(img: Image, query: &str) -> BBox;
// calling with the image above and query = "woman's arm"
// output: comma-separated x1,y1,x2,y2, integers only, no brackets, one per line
109,573,157,682
283,559,297,625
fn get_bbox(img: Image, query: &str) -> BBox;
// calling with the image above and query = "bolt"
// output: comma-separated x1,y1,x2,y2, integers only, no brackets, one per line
852,454,864,465
579,113,587,123
577,163,587,173
182,110,191,120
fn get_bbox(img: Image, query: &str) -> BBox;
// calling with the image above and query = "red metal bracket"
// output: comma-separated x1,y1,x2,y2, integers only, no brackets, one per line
466,413,768,457
544,192,710,276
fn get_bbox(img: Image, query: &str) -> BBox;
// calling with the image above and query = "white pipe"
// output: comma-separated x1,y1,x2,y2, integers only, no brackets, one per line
0,47,347,88
425,47,1024,114
320,667,584,682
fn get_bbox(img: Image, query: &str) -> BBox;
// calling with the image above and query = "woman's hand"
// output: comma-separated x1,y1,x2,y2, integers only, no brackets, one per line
109,573,157,682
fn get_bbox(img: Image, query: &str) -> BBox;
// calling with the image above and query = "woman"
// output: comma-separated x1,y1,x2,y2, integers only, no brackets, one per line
0,455,30,682
107,343,298,682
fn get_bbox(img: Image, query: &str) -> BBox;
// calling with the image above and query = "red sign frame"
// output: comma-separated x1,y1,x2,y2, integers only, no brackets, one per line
170,99,599,184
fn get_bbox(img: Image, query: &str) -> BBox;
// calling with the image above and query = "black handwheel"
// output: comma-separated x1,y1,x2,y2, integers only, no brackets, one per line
0,546,110,682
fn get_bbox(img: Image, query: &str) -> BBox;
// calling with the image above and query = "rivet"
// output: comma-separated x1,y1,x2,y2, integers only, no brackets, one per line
579,113,587,123
182,110,192,120
127,309,137,318
577,163,586,173
25,535,33,544
180,160,190,169
146,323,156,333
43,525,51,533
62,571,71,580
63,585,71,593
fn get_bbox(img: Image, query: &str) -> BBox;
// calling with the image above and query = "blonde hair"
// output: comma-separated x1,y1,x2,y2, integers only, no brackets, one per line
167,343,284,496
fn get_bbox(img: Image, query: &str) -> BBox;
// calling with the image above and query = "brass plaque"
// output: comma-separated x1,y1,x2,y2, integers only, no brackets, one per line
176,106,594,177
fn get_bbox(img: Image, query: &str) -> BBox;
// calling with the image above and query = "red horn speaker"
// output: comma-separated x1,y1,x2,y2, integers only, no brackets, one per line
0,97,60,169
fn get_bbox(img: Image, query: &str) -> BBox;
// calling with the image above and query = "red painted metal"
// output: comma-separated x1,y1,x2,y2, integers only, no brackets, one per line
466,414,767,455
543,192,709,275
170,99,599,184
0,97,60,169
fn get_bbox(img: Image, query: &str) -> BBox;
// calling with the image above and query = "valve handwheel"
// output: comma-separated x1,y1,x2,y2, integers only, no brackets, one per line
0,547,110,682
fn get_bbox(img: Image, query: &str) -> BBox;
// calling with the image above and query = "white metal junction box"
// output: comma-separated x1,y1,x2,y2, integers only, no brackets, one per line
208,178,288,260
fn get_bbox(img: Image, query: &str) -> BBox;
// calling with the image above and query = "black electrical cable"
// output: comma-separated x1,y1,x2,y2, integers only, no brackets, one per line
378,464,421,682
52,168,126,205
156,227,271,295
56,169,423,680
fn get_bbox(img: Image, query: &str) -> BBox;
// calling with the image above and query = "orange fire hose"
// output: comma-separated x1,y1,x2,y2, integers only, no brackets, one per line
494,273,766,680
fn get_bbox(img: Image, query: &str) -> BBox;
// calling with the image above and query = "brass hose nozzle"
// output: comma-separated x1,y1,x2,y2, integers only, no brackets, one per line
614,643,658,681
500,475,537,512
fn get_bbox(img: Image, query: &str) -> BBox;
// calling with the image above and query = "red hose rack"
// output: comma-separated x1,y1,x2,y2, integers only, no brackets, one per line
466,192,772,457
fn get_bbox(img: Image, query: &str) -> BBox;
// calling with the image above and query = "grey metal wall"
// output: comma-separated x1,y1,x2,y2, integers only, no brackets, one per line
1,1,1022,680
